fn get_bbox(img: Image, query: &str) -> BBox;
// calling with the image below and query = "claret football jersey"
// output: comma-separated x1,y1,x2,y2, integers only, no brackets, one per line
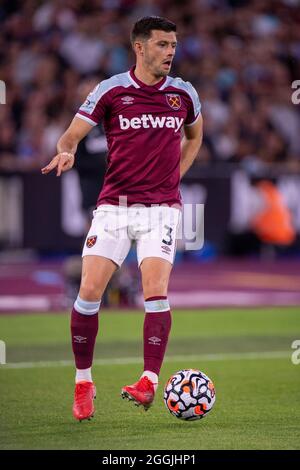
76,66,201,207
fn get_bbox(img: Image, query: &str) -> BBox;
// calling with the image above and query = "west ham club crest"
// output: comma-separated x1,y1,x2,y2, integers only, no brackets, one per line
86,235,97,248
166,93,181,110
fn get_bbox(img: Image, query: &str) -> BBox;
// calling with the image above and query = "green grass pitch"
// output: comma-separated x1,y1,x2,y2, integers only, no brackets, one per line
0,307,299,450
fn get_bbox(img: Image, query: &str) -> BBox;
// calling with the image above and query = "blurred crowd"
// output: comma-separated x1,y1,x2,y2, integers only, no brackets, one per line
0,0,300,174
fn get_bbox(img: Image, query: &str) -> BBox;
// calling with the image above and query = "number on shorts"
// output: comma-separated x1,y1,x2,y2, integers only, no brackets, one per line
162,225,173,246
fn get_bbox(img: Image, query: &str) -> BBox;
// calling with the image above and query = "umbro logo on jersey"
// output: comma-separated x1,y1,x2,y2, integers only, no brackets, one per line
121,96,134,104
119,114,184,133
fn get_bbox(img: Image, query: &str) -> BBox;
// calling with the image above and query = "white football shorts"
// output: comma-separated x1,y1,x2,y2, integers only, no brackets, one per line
82,204,181,267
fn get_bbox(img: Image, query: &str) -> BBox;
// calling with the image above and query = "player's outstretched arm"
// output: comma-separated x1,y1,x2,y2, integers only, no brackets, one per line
41,117,93,176
180,114,203,179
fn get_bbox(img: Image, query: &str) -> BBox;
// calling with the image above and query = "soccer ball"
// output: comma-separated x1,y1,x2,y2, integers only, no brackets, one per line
164,369,216,421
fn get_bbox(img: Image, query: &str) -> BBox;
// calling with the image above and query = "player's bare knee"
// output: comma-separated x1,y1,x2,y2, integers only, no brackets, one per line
143,278,168,298
79,283,102,302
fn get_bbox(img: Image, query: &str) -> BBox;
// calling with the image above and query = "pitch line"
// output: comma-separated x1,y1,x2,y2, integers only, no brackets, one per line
0,351,290,370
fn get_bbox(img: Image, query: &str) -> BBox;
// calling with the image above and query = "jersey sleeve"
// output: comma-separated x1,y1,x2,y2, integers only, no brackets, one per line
184,82,201,126
76,82,111,126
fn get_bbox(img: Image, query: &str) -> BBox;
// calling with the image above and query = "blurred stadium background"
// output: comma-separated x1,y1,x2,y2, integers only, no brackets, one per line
0,0,300,450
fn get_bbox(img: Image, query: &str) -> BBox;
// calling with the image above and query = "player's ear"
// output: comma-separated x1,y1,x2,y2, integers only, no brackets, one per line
133,40,144,56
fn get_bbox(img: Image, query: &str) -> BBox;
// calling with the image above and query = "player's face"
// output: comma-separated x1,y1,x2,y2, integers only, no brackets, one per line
142,30,177,78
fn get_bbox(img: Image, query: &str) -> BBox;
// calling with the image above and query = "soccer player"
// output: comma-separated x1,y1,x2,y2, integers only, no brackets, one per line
41,16,203,421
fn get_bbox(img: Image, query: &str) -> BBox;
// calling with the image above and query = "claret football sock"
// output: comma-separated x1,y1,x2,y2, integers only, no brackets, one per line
143,296,172,377
71,295,101,371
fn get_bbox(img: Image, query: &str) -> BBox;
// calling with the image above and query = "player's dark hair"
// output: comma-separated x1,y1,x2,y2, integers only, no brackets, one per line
131,16,176,43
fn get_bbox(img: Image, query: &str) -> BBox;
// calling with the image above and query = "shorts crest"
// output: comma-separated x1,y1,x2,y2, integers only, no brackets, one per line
86,235,97,248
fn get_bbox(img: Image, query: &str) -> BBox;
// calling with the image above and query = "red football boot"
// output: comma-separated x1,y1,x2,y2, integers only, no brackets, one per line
73,381,96,421
121,376,155,410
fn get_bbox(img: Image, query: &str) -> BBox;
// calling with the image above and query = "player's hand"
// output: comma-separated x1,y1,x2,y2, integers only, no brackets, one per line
41,152,75,176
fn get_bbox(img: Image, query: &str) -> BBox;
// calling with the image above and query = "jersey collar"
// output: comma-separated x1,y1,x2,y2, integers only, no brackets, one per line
129,66,167,90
